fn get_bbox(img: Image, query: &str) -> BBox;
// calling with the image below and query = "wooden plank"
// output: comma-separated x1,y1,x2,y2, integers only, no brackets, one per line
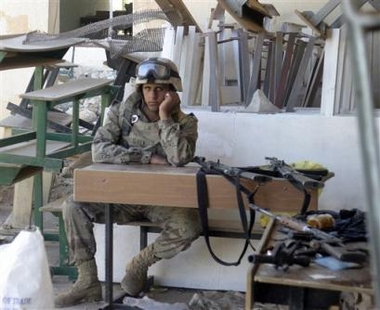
273,32,283,104
245,218,276,310
201,30,222,110
0,110,72,131
295,10,323,37
217,26,228,87
20,78,113,102
309,0,341,26
161,26,176,60
217,0,268,33
45,60,78,70
369,0,380,11
173,26,184,68
0,55,63,71
285,36,317,112
12,177,34,228
220,86,241,104
208,31,221,111
246,33,265,106
330,0,369,28
0,164,41,185
9,171,54,229
182,26,202,106
74,163,318,213
282,39,304,107
263,40,274,101
237,29,250,104
0,34,81,70
0,33,84,52
274,33,296,109
154,0,202,33
246,0,272,17
303,50,324,107
201,31,211,108
0,140,70,157
320,29,340,116
208,2,225,29
0,114,33,130
40,195,68,213
335,27,349,114
370,31,380,107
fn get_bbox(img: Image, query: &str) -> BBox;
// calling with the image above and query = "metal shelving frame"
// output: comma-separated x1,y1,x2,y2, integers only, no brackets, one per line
342,0,380,307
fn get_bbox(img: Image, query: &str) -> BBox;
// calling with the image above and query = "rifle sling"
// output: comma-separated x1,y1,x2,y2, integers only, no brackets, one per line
196,168,256,266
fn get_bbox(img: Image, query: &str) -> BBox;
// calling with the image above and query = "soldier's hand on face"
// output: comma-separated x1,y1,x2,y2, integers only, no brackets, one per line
159,91,179,120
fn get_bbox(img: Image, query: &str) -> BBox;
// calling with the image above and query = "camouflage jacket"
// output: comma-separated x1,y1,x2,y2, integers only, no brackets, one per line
92,91,198,166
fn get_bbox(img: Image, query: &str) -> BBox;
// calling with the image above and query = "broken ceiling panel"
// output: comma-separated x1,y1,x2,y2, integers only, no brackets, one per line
217,0,273,33
155,0,202,32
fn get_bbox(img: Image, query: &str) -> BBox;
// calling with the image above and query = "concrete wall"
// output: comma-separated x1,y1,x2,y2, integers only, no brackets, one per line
60,0,119,32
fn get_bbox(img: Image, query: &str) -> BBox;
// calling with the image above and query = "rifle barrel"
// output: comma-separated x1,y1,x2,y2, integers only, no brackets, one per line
265,157,325,190
239,171,272,183
201,160,273,183
281,169,324,190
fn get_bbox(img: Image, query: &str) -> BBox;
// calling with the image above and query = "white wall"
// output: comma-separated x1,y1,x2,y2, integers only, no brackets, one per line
193,110,366,212
95,224,257,291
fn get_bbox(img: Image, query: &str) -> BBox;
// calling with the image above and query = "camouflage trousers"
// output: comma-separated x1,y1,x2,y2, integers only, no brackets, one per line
62,195,202,265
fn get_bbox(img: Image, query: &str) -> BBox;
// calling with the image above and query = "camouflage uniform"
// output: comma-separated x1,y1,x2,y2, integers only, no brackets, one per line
63,91,202,265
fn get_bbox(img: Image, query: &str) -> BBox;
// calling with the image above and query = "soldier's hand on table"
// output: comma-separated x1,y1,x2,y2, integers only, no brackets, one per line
150,154,169,165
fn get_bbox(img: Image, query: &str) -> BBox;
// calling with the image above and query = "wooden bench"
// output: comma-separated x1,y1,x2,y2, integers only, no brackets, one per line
39,195,265,281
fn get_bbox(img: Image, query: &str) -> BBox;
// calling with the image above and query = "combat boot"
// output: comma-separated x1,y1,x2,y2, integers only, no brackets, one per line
121,244,161,296
55,259,102,308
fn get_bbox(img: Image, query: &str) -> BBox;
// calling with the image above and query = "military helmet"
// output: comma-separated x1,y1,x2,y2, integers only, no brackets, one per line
135,57,183,92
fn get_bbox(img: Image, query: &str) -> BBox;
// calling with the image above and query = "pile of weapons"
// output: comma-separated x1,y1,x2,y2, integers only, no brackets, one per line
195,156,368,270
249,224,367,270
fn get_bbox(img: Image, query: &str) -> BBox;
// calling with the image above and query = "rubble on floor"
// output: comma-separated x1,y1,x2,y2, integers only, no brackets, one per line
124,289,288,310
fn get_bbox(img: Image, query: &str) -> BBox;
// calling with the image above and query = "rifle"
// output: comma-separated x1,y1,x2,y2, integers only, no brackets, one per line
265,157,325,191
249,203,367,263
194,156,272,184
194,157,366,264
248,240,311,270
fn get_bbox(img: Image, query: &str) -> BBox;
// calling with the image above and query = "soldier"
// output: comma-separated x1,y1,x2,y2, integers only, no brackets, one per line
55,57,202,307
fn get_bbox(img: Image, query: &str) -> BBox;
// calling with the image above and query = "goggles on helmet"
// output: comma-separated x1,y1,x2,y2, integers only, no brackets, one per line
136,60,180,80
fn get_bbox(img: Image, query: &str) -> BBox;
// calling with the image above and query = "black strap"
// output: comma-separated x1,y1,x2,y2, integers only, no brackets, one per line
300,189,311,215
196,168,256,266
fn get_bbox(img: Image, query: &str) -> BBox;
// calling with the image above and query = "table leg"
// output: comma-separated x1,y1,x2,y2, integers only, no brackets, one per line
289,287,305,310
105,203,113,307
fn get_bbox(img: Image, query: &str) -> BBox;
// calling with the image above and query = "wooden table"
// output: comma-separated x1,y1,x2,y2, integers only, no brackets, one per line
74,162,320,309
74,163,318,212
245,219,373,310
